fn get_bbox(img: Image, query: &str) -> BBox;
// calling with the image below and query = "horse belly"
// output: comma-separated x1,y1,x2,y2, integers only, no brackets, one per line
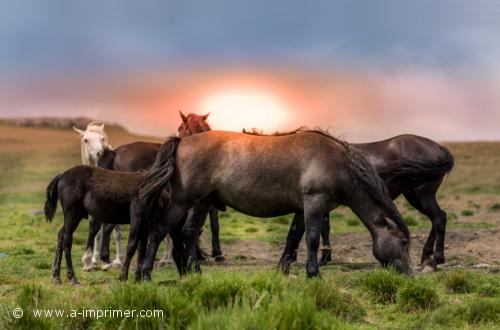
214,176,302,218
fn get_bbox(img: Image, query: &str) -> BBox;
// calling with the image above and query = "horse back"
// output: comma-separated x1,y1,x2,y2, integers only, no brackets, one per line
112,141,161,172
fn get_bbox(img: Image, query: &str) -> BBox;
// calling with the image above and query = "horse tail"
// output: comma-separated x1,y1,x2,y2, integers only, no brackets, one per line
345,144,410,241
139,137,181,215
381,146,454,186
45,174,62,222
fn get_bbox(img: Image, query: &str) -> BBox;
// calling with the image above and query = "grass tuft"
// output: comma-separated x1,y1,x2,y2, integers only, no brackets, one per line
442,269,474,293
362,268,405,303
466,298,500,324
461,209,474,217
397,278,439,311
304,280,365,321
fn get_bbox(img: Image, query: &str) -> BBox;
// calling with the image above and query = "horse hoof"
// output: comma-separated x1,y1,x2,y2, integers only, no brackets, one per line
53,278,63,286
214,255,225,262
101,263,113,271
112,260,123,268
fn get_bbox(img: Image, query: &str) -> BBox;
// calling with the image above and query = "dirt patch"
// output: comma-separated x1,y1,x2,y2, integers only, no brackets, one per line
200,228,500,270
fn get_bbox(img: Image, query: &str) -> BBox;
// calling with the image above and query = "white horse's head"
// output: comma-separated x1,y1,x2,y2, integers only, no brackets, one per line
73,122,110,165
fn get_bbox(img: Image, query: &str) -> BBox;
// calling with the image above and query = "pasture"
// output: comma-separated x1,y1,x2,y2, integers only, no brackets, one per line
0,122,499,329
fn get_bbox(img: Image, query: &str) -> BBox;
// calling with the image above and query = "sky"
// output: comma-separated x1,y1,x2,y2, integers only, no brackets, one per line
0,0,499,141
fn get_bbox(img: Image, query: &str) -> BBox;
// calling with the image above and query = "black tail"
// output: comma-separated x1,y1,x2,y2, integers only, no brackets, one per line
139,137,181,214
381,146,454,186
45,174,62,222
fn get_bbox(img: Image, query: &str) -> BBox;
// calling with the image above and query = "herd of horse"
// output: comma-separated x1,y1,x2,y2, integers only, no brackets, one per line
44,112,453,285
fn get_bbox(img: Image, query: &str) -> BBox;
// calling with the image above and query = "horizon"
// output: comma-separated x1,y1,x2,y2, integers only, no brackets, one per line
1,1,500,142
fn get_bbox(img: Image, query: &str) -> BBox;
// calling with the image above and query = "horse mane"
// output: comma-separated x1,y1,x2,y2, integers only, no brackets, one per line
245,127,409,240
78,122,111,166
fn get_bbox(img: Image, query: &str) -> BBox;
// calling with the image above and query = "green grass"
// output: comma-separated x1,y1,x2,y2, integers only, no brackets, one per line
1,124,500,329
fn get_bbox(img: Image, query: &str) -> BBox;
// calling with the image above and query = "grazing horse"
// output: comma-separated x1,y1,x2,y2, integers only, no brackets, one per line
280,134,453,270
137,130,413,281
73,122,164,270
44,165,187,285
178,111,224,261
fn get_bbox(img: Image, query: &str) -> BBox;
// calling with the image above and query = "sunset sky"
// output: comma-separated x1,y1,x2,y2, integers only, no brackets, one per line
0,1,499,141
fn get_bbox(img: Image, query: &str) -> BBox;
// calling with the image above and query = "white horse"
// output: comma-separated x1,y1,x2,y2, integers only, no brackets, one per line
73,122,173,271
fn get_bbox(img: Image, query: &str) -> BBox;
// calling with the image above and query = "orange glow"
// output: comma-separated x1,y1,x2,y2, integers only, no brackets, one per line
199,89,290,131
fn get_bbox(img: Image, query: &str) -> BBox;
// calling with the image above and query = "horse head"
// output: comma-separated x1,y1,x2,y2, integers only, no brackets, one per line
178,111,211,138
73,122,110,165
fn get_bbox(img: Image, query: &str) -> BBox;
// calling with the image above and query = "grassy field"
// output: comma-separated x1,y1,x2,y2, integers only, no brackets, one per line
0,122,499,329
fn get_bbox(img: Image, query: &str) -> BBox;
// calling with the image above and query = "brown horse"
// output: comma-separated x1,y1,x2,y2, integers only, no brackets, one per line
280,134,453,270
137,130,413,281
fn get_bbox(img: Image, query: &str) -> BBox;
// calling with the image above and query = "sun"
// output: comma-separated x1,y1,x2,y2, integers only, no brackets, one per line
199,89,289,132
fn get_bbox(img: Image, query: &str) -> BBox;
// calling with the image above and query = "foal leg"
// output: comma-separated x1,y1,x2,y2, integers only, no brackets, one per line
404,180,447,267
63,216,81,286
112,225,124,267
52,226,65,285
304,194,328,278
277,213,305,275
82,218,101,271
319,213,332,266
209,208,225,261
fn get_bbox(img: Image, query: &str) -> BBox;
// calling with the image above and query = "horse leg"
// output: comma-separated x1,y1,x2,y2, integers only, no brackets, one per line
92,226,102,266
134,223,150,282
63,216,81,286
112,225,124,267
209,208,225,261
183,203,211,273
82,218,101,271
100,224,114,270
142,204,189,282
277,213,305,275
319,213,332,266
304,194,327,278
120,221,140,282
52,226,65,285
159,236,174,267
404,181,447,267
170,216,188,276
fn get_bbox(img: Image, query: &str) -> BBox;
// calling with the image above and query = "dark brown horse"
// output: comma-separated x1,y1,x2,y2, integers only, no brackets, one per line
280,134,453,270
137,130,413,281
44,165,187,285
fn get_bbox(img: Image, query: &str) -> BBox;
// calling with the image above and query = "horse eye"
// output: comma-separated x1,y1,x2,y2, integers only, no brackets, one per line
401,239,408,247
84,139,88,143
101,138,105,142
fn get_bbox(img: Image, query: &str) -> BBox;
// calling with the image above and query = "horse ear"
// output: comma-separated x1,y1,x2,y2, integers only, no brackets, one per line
179,111,187,123
202,112,210,120
73,126,84,136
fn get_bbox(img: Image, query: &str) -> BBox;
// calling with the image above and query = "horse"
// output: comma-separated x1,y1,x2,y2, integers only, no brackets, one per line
178,111,224,261
279,134,453,270
137,129,413,281
73,122,165,270
44,164,188,285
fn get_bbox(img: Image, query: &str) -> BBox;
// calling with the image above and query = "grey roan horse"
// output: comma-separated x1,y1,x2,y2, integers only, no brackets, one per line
281,134,453,270
138,130,413,280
